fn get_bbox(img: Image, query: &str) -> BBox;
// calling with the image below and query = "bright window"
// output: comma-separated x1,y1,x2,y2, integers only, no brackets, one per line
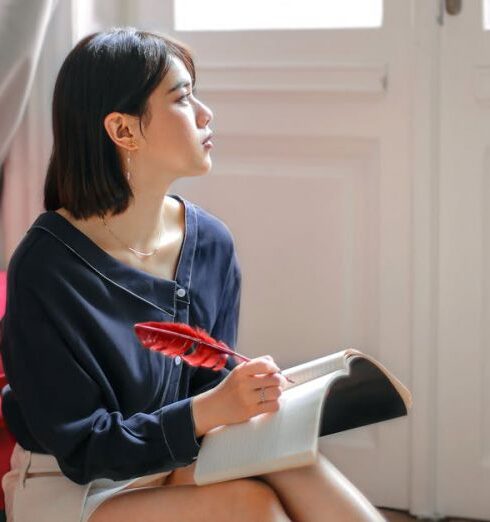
174,0,383,31
485,0,490,29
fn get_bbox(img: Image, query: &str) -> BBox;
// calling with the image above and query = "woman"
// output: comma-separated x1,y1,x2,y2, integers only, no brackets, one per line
0,28,385,521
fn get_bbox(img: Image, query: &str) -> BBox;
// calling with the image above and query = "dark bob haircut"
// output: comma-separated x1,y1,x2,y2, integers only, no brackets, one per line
44,27,196,219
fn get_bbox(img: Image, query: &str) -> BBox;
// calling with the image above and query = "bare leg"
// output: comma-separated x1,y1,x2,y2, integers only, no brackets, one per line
257,453,387,522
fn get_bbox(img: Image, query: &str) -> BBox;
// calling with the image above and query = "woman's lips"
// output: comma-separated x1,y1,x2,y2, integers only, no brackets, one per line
203,140,213,149
202,132,214,147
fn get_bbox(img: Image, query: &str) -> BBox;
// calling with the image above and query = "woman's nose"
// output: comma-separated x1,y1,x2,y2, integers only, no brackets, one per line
197,101,213,127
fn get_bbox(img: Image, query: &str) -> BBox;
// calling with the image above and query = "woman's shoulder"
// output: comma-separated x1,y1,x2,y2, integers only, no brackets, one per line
187,197,236,251
6,213,69,288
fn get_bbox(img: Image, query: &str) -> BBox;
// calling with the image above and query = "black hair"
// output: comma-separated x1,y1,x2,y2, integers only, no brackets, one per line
44,27,196,219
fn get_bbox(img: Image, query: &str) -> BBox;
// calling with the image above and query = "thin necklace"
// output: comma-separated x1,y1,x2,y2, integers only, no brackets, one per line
101,216,165,258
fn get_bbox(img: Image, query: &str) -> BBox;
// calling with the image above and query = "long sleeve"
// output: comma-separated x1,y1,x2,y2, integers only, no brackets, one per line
1,280,201,485
0,197,241,485
188,246,242,397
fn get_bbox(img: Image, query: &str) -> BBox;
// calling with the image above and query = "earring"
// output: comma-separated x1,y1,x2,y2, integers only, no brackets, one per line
126,149,131,181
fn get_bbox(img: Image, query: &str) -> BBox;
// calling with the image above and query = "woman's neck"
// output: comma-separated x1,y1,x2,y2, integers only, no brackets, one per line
56,193,180,256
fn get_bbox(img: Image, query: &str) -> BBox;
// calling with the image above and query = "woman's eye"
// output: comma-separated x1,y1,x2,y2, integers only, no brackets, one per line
178,93,191,103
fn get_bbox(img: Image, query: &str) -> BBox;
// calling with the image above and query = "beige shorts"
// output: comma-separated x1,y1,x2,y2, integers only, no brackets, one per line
2,443,172,522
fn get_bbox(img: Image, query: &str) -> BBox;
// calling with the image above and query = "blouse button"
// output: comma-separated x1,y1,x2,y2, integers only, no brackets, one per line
174,355,182,365
176,288,186,298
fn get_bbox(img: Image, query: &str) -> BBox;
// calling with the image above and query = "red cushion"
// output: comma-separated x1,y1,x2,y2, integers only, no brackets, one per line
0,428,15,509
0,270,15,510
0,271,5,318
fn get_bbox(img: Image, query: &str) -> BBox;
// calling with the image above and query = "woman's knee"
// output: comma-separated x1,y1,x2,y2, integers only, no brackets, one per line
230,479,291,522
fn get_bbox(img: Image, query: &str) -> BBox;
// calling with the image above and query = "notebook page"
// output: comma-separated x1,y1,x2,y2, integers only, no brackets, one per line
194,372,342,485
281,351,348,391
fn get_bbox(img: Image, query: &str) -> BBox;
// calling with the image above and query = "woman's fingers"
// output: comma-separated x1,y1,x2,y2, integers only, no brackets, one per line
256,386,282,403
238,356,288,389
253,372,289,389
241,356,280,376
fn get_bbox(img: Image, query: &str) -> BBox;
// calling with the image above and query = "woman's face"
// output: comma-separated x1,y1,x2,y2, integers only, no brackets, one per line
134,55,214,179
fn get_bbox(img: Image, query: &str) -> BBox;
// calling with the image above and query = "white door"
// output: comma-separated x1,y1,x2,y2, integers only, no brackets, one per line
437,0,490,518
48,0,490,517
159,0,414,511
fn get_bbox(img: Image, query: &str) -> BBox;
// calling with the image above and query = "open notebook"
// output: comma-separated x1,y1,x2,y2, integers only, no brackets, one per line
193,348,412,485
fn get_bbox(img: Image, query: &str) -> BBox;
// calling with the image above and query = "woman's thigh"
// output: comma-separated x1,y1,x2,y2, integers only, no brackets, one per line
88,477,290,522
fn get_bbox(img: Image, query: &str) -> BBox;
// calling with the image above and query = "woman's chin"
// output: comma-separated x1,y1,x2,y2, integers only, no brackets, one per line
199,158,213,174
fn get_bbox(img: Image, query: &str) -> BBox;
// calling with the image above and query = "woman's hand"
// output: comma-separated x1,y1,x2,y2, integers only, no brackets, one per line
192,355,289,436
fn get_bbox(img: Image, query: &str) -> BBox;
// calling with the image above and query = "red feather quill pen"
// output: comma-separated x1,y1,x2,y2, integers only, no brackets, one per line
133,321,295,383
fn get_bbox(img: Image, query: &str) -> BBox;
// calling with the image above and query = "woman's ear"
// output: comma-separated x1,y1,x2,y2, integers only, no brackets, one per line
103,112,137,150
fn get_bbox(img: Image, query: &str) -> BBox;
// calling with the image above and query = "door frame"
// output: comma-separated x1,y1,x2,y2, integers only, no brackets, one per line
410,0,443,518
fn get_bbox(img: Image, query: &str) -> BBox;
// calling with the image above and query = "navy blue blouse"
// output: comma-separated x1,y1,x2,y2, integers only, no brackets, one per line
0,193,242,485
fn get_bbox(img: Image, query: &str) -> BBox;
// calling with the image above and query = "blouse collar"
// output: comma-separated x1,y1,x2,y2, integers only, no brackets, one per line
27,194,197,317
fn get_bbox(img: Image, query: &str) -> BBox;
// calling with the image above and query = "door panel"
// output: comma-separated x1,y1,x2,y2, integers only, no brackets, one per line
156,0,414,509
437,1,490,518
